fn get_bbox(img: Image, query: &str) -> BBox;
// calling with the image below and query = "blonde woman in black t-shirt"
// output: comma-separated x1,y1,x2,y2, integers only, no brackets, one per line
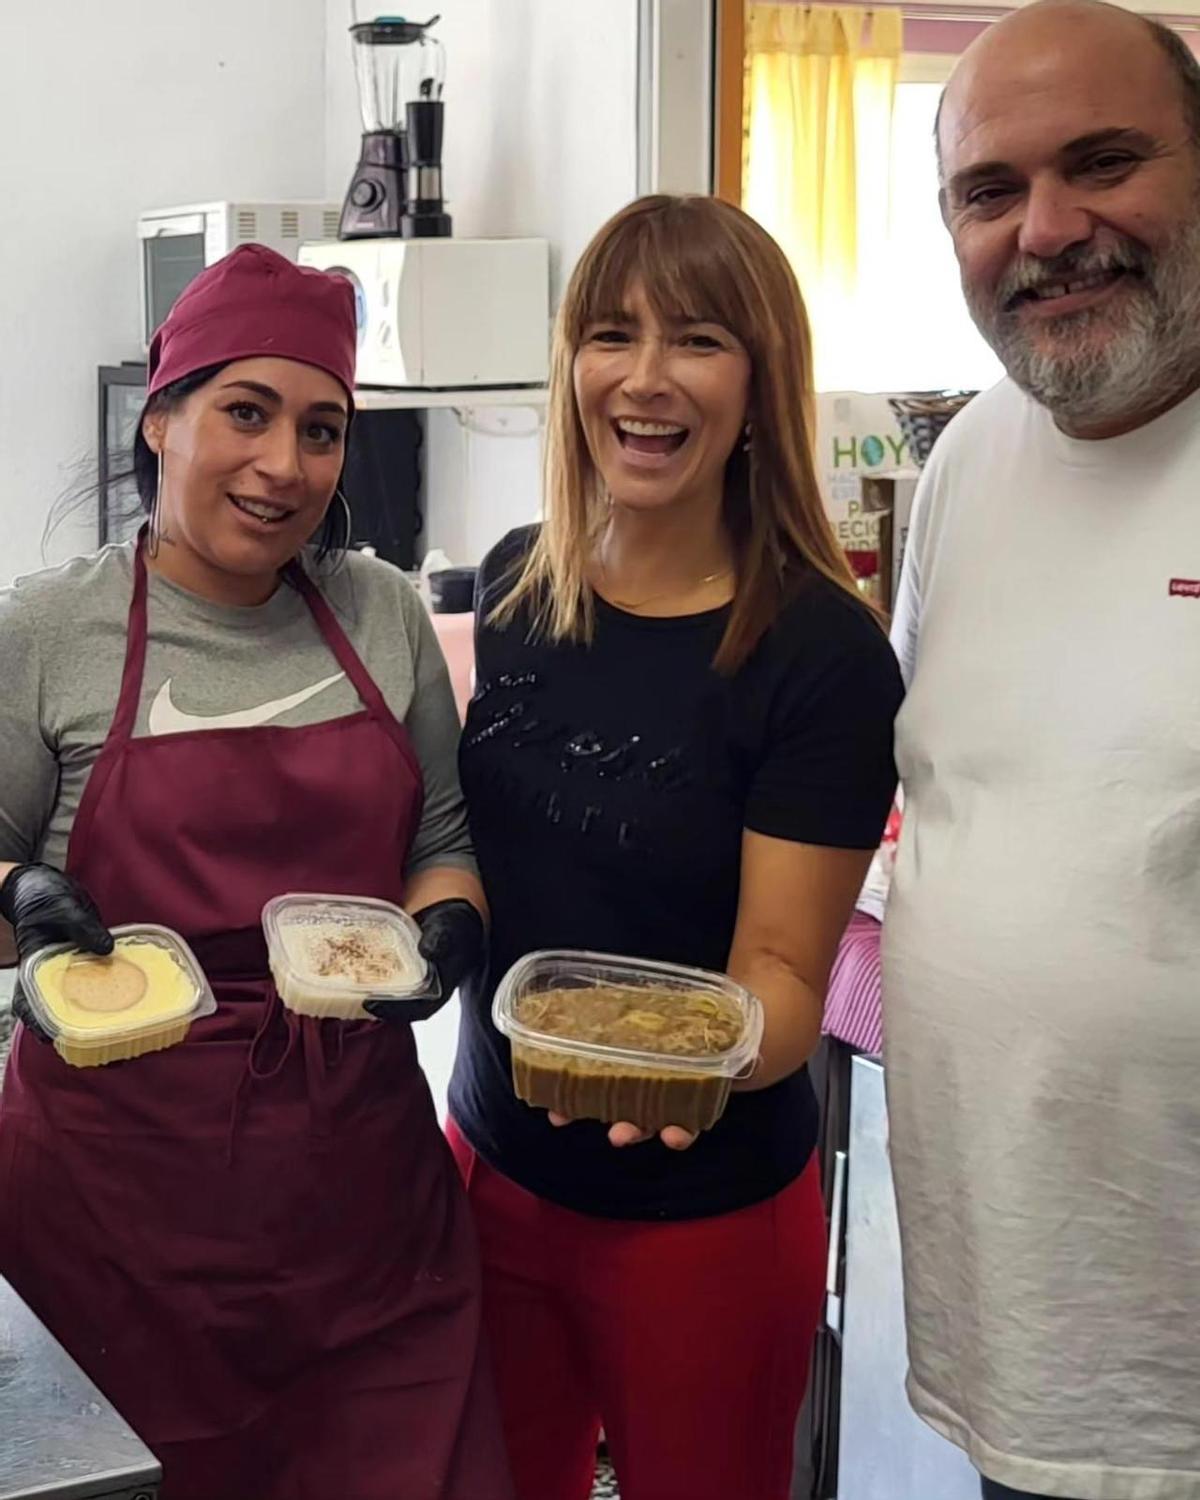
449,195,903,1500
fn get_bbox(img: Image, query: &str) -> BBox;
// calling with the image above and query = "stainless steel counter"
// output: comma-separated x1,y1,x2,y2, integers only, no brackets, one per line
0,1276,160,1500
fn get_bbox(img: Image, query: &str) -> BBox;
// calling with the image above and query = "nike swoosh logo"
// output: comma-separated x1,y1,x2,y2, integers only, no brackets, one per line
148,672,346,735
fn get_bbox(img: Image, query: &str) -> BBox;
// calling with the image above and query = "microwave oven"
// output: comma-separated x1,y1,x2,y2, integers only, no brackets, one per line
298,237,549,390
138,201,341,349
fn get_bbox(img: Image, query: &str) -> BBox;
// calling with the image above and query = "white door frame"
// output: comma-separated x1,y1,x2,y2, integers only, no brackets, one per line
636,0,716,196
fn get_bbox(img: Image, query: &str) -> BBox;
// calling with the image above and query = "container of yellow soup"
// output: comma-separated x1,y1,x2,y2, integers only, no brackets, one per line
19,924,215,1068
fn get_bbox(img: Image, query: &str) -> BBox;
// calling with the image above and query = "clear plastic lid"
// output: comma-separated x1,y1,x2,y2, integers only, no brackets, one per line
20,924,215,1043
262,893,431,1002
492,950,763,1077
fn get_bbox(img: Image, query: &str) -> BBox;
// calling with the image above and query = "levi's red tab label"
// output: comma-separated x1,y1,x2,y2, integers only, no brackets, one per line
1169,578,1200,598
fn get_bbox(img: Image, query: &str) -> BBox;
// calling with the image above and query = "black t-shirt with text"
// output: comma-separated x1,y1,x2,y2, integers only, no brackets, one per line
450,528,902,1220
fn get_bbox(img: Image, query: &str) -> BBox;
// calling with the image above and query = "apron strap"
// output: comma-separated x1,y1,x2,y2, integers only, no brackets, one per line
111,528,154,742
66,531,154,869
286,560,414,757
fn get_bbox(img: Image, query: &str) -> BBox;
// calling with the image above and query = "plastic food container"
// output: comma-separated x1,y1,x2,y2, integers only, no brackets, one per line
20,924,215,1069
493,950,763,1134
263,893,433,1020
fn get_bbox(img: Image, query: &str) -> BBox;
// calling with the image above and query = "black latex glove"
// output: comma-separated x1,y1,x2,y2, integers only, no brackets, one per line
1,862,114,1043
364,898,485,1025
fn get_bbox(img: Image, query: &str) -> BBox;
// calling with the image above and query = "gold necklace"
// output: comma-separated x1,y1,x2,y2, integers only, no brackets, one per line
601,567,732,613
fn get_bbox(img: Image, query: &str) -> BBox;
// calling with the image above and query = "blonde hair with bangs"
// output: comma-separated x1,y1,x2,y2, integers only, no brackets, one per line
493,194,870,673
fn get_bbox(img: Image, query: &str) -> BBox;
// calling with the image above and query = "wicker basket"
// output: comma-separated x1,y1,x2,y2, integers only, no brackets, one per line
888,391,977,468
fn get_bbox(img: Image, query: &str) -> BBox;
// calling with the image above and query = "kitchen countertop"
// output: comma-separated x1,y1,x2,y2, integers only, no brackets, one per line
0,1277,161,1500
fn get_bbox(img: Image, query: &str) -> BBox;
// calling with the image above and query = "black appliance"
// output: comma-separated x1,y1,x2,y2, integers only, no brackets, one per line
340,15,451,240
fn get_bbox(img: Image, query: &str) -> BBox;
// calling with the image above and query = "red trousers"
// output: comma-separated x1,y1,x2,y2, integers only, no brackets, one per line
448,1119,826,1500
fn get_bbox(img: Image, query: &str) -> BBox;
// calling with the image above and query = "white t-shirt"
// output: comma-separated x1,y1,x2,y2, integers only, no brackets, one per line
883,379,1200,1500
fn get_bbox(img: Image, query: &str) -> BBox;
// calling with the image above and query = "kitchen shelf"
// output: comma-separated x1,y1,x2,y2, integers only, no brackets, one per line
353,385,548,411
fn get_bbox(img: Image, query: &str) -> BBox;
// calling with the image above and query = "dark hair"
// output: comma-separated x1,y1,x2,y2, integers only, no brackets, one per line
130,365,220,508
934,9,1200,180
136,363,351,565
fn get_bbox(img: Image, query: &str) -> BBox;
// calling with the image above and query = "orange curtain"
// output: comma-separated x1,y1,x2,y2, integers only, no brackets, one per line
742,5,902,381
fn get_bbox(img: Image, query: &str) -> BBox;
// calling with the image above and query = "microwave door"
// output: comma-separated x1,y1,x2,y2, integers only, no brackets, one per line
140,212,207,345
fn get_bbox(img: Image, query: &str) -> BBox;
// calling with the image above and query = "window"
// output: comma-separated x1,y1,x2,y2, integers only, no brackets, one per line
817,77,1002,393
719,5,1005,397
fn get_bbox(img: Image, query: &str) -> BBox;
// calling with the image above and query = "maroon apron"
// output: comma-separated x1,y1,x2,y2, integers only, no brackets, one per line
0,540,512,1500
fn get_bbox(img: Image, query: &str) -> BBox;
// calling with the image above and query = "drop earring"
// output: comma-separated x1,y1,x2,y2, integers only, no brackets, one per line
148,450,165,558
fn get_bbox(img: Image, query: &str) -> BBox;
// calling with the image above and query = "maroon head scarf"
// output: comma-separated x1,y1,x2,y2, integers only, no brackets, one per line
147,243,357,405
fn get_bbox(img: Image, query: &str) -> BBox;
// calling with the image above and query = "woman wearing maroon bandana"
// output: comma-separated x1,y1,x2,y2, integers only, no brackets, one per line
0,245,512,1500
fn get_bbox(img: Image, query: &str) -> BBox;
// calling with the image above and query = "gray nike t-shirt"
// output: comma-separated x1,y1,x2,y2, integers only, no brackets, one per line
0,542,475,880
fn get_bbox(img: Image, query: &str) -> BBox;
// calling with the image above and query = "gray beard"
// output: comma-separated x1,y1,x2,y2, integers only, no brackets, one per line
966,219,1200,430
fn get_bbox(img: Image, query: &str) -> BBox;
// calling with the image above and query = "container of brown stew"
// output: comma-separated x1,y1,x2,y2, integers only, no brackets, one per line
492,950,764,1134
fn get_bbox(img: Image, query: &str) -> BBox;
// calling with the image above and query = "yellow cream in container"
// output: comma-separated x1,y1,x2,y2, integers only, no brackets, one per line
20,924,215,1067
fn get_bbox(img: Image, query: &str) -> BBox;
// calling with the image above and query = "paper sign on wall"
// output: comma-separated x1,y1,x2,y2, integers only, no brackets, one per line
815,392,913,551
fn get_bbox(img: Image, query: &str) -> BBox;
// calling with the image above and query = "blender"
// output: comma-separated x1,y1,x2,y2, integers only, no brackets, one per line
340,14,451,240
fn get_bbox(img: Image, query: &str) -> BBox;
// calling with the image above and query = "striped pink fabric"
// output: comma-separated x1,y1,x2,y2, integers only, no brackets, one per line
822,910,883,1055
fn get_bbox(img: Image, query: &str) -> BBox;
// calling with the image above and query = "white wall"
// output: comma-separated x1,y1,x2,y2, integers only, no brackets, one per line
325,0,640,583
421,406,547,566
324,0,640,304
0,0,329,587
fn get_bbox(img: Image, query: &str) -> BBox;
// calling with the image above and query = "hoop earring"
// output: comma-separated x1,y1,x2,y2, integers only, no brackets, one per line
742,421,754,454
337,488,353,542
148,450,164,558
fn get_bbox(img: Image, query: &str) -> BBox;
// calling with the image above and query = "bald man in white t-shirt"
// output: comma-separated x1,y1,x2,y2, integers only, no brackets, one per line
883,5,1200,1499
